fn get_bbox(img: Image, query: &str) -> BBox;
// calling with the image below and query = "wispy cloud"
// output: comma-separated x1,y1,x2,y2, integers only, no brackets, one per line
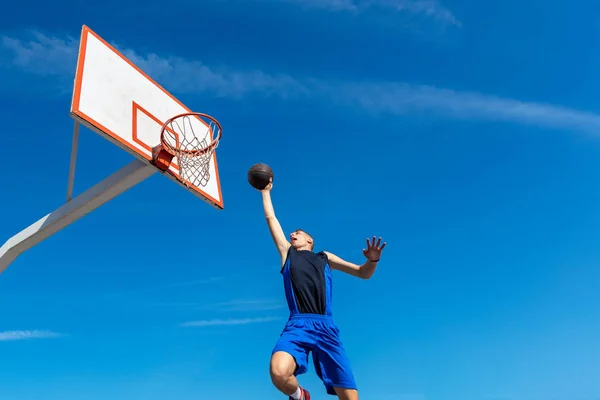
135,298,285,311
179,316,280,327
117,47,309,100
377,0,460,27
143,301,203,307
275,0,460,28
0,330,64,341
104,276,227,298
0,30,78,76
206,299,286,312
0,30,79,96
3,29,600,136
295,0,358,12
328,82,600,135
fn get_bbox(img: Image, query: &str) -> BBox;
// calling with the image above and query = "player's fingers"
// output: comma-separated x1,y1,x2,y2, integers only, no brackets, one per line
379,241,387,250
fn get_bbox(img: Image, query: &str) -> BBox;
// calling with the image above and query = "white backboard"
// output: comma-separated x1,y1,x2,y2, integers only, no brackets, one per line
70,25,223,209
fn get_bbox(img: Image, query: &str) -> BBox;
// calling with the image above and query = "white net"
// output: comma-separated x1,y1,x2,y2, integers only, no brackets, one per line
161,113,221,188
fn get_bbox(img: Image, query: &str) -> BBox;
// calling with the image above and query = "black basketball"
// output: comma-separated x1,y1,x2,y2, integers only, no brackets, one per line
248,163,274,190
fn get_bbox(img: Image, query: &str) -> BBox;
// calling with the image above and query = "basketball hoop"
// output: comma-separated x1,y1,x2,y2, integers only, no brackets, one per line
152,112,222,188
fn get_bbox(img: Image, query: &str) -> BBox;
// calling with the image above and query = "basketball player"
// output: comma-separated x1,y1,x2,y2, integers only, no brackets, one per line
258,178,386,400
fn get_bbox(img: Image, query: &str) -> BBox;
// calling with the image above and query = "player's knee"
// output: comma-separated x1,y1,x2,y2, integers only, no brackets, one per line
269,352,295,384
269,364,289,385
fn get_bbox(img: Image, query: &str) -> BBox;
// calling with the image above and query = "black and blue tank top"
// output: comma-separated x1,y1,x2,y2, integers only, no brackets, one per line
281,247,333,316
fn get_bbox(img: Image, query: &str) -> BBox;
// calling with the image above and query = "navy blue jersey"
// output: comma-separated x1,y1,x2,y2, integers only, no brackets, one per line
281,246,333,316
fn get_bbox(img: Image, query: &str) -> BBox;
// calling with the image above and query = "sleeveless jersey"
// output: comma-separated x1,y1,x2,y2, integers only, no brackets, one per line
281,246,333,316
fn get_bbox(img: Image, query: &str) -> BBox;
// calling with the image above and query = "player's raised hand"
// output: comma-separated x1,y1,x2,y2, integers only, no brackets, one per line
363,236,386,262
261,177,273,192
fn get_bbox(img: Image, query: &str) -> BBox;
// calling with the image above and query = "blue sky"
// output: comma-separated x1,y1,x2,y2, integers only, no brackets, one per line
1,0,600,399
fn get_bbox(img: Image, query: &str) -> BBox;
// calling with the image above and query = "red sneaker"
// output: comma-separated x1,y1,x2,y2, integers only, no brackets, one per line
289,388,310,400
301,388,311,400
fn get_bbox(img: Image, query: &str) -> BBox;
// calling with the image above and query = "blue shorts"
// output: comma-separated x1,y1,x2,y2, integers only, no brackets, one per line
272,314,357,395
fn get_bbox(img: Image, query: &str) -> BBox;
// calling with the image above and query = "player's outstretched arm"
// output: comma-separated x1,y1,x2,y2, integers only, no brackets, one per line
260,179,291,264
324,236,386,280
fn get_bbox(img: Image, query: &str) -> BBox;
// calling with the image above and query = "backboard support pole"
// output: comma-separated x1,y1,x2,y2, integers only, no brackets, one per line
66,121,81,202
0,159,157,275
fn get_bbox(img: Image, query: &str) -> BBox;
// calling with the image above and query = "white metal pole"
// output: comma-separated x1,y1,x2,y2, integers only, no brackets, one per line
0,159,157,275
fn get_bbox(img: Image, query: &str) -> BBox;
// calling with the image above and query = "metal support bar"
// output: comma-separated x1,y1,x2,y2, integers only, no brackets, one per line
66,121,81,202
0,159,157,275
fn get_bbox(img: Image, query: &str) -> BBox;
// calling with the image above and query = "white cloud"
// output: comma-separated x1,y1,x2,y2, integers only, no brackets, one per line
276,0,460,27
0,330,64,341
179,316,280,327
207,299,286,311
328,81,600,135
0,31,78,76
143,302,202,307
2,29,600,136
135,298,285,311
376,0,460,27
104,276,228,298
116,47,310,100
279,0,358,11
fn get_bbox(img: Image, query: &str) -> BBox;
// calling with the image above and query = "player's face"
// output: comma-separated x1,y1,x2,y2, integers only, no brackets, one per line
290,230,311,249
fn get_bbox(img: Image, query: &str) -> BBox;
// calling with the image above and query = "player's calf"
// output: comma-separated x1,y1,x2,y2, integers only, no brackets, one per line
334,387,359,400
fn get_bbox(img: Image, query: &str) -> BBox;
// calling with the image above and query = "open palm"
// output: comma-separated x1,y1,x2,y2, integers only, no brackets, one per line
363,236,386,261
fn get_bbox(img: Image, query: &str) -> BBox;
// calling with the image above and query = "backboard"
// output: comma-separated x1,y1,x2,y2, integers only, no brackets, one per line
70,25,223,209
0,25,225,275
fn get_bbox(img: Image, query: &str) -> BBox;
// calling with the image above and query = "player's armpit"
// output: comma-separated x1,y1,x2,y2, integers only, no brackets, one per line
324,251,376,279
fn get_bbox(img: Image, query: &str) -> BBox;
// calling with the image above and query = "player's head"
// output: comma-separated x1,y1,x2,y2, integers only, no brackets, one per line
290,229,314,251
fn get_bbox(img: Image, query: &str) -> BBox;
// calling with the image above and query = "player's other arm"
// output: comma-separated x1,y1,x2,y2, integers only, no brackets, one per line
324,236,386,280
324,252,378,279
261,182,291,263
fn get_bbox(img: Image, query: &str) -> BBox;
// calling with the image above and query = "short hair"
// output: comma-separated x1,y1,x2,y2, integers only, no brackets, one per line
294,229,314,250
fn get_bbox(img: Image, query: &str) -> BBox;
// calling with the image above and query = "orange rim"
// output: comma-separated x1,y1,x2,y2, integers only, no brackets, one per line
160,112,222,156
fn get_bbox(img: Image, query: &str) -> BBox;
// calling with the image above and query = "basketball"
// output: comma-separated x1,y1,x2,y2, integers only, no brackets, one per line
248,163,274,190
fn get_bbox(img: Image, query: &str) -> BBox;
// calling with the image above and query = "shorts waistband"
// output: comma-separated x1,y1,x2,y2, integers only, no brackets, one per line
289,313,333,321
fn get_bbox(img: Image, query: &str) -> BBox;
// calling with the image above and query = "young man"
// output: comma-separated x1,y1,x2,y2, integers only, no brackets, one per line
259,178,386,400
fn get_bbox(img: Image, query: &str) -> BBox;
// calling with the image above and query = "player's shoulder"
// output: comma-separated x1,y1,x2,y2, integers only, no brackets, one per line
314,250,330,262
303,248,327,256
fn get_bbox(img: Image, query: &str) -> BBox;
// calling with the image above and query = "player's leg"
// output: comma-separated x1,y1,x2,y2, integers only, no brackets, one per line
270,351,302,394
312,323,358,398
270,321,312,399
333,387,359,400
